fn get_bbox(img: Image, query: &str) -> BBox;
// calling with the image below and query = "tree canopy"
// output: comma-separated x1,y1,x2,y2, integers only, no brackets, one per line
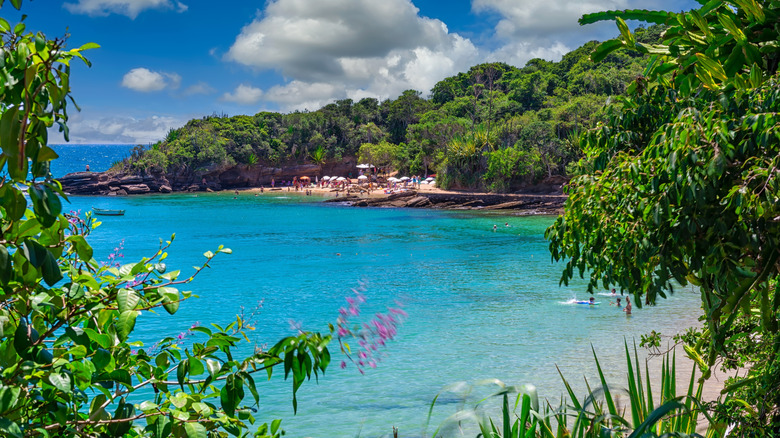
546,1,780,432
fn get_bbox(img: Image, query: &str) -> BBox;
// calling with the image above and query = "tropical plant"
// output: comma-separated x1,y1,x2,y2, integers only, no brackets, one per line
546,0,780,432
428,343,721,438
0,4,333,437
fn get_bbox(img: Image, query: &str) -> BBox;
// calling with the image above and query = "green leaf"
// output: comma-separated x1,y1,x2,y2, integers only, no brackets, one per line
41,251,63,286
0,386,21,414
49,372,72,393
66,235,93,261
0,418,22,438
177,359,188,389
0,18,10,32
116,311,138,341
160,288,180,315
695,53,728,82
117,289,140,314
590,39,625,63
36,145,59,162
21,239,48,268
183,423,207,438
0,245,12,285
78,42,100,51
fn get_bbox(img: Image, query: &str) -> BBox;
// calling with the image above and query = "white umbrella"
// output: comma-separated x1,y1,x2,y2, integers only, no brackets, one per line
387,177,398,182
322,176,331,181
336,176,347,181
400,176,410,181
357,175,368,180
426,177,435,181
420,180,429,185
356,163,373,169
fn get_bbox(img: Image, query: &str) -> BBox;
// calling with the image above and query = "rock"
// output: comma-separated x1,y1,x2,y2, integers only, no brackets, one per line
159,185,172,193
118,175,144,185
487,201,525,210
121,184,151,194
405,196,431,207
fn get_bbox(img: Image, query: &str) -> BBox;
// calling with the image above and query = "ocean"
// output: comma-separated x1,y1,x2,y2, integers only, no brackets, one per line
50,144,702,437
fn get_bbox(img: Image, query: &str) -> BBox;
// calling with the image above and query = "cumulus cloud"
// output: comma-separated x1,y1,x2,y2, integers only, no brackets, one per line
473,0,627,41
221,84,264,105
226,0,480,111
64,0,188,19
59,112,184,144
121,68,181,92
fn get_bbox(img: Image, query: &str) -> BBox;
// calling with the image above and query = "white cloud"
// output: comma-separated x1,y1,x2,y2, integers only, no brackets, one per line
473,0,627,40
58,112,184,144
226,0,480,111
487,41,571,68
183,82,216,96
64,0,187,19
221,84,264,105
121,68,181,92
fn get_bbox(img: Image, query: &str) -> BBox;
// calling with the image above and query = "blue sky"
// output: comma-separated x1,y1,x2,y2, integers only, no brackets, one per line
6,0,699,144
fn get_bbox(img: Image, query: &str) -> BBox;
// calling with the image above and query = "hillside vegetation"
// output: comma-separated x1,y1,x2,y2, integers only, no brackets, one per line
117,26,664,192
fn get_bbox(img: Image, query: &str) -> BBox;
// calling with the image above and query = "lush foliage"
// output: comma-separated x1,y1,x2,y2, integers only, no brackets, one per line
0,5,339,437
547,0,780,433
117,29,665,192
429,344,720,438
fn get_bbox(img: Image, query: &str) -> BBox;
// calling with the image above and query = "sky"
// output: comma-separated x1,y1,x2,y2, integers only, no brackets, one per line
6,0,699,144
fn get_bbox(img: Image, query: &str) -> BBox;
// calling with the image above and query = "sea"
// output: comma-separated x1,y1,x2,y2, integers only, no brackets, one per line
49,144,703,437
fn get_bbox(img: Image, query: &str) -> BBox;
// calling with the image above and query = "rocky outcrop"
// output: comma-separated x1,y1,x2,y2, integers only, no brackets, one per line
324,190,566,214
58,160,357,195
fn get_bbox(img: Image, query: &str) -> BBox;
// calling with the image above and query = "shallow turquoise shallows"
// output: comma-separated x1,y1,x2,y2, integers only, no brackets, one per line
55,146,702,437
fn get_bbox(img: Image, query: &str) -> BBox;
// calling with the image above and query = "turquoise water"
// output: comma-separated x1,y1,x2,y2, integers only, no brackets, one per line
64,191,703,438
51,144,134,176
50,146,703,437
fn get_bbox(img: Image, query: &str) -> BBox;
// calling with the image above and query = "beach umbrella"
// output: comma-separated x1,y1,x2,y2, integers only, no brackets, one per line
336,177,347,181
357,175,368,180
300,176,310,181
400,176,410,181
323,176,331,180
426,177,434,181
356,163,372,169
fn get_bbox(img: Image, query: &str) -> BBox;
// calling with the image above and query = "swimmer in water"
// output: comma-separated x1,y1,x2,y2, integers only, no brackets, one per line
493,224,497,232
624,297,632,315
589,297,595,305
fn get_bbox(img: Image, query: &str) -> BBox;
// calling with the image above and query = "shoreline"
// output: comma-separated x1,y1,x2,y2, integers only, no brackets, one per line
240,184,565,214
59,171,567,214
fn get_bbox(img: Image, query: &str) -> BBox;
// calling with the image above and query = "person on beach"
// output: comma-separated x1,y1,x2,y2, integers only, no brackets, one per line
624,297,632,315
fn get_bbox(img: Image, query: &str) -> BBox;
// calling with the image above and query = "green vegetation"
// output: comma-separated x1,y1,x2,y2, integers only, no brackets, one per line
0,3,333,436
430,344,719,438
117,28,665,192
547,0,780,434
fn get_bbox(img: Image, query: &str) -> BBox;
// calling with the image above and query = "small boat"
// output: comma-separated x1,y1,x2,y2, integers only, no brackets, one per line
92,207,125,216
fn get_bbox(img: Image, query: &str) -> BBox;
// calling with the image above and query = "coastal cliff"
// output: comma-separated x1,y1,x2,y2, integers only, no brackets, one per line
58,161,356,195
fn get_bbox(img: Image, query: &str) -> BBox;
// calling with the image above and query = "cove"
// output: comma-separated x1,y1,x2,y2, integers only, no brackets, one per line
64,190,702,437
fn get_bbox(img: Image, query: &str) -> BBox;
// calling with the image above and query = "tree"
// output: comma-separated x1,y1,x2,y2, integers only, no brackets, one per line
0,4,333,437
546,1,780,432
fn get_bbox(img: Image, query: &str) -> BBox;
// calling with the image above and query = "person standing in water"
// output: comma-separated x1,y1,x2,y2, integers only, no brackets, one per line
624,297,632,315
